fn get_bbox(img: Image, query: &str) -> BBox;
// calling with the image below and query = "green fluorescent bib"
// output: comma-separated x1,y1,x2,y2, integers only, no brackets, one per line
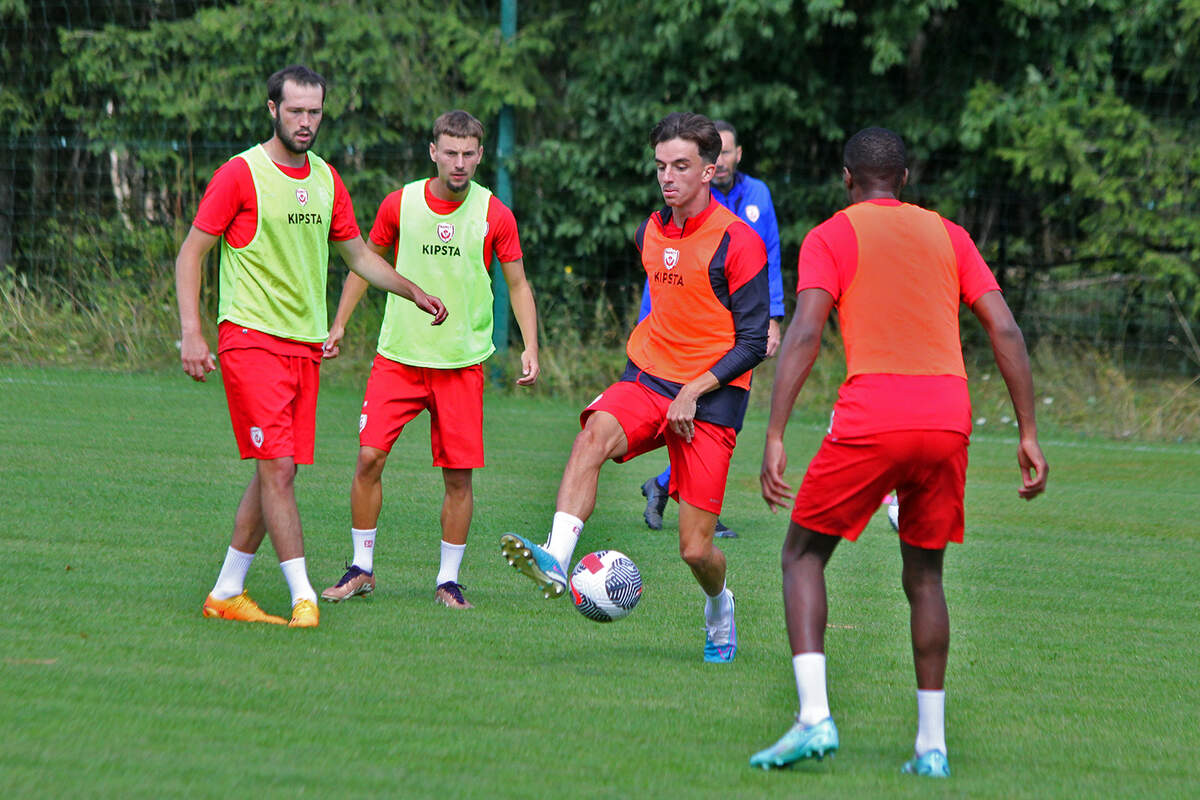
377,179,495,367
218,145,333,342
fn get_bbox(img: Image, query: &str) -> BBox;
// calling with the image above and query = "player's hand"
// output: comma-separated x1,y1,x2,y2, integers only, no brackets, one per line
180,332,216,382
760,435,793,512
666,392,698,442
766,318,781,359
415,291,448,325
322,324,344,360
517,349,539,386
1017,436,1047,500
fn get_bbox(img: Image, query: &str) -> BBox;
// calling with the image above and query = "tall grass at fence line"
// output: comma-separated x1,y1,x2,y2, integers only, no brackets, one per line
2,267,1197,442
1029,341,1200,441
489,322,1200,442
0,264,182,369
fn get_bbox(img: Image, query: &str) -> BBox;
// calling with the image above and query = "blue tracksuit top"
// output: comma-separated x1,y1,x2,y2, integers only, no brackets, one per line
639,171,784,321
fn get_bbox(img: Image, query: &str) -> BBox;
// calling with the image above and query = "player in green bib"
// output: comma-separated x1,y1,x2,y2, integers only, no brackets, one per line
175,66,447,629
320,110,540,610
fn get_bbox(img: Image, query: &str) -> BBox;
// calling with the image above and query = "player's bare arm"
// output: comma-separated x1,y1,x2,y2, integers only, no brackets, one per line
333,236,448,325
499,257,540,386
761,288,835,511
322,242,381,358
971,289,1048,500
174,225,221,382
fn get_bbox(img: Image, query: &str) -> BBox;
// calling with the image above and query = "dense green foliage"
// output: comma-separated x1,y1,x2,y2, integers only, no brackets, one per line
2,0,1198,373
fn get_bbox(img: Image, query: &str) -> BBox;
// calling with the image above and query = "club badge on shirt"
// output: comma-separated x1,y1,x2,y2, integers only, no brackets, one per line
437,222,454,243
745,204,760,223
296,188,308,206
663,248,679,269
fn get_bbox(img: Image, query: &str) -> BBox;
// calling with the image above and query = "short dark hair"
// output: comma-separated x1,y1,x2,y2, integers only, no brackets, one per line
650,112,721,164
843,127,907,189
267,65,326,105
433,110,485,143
713,119,738,146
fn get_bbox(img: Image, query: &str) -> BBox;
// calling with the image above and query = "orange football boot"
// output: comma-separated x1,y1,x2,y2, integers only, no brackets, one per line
289,598,319,628
202,591,287,624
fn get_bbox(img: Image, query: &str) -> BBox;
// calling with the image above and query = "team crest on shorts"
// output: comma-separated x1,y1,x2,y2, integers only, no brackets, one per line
250,426,264,448
359,414,367,432
437,222,455,243
296,188,308,206
663,248,680,269
745,204,760,223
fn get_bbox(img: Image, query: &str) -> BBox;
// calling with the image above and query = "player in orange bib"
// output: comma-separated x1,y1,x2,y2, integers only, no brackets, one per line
500,112,769,664
750,127,1047,775
175,65,446,629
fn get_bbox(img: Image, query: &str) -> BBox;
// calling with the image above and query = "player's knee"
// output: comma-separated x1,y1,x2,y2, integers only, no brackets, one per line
443,469,473,497
678,539,712,569
257,457,296,488
782,525,837,569
902,565,943,600
781,533,805,566
572,426,616,465
355,447,388,479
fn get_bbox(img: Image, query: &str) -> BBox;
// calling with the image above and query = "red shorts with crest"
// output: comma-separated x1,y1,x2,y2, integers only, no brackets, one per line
219,346,320,464
358,355,485,469
582,380,736,515
791,430,968,549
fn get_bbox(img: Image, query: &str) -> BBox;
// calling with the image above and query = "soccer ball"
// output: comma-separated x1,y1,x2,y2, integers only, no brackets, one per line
569,550,642,622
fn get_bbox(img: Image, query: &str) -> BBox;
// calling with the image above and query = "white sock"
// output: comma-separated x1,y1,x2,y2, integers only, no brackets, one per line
703,583,732,644
915,689,947,756
545,511,583,573
211,546,255,600
279,557,317,606
435,540,467,586
793,652,831,726
351,527,376,572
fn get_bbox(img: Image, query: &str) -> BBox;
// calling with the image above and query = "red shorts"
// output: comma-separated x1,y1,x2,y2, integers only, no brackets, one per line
220,347,320,464
582,380,737,515
359,355,484,469
791,430,969,549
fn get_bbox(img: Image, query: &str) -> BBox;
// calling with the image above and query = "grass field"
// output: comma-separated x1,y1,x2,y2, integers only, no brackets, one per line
1,365,1197,799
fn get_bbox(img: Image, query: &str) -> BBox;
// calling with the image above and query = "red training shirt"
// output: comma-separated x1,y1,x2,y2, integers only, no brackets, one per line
797,198,1000,438
193,152,362,357
193,154,360,246
626,197,770,431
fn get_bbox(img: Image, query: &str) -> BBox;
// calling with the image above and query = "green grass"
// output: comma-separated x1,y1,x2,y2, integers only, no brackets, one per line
1,365,1197,798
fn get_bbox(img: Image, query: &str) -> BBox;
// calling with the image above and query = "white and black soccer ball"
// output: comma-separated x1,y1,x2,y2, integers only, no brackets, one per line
569,550,642,622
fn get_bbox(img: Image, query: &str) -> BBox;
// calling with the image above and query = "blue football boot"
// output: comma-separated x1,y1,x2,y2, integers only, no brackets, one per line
749,717,839,769
703,591,737,663
499,533,567,599
902,749,950,778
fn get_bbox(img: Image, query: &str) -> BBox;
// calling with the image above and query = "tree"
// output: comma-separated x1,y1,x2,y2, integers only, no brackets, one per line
6,0,1198,368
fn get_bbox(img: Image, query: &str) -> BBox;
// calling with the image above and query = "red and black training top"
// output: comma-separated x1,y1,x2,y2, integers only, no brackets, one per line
624,197,769,431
